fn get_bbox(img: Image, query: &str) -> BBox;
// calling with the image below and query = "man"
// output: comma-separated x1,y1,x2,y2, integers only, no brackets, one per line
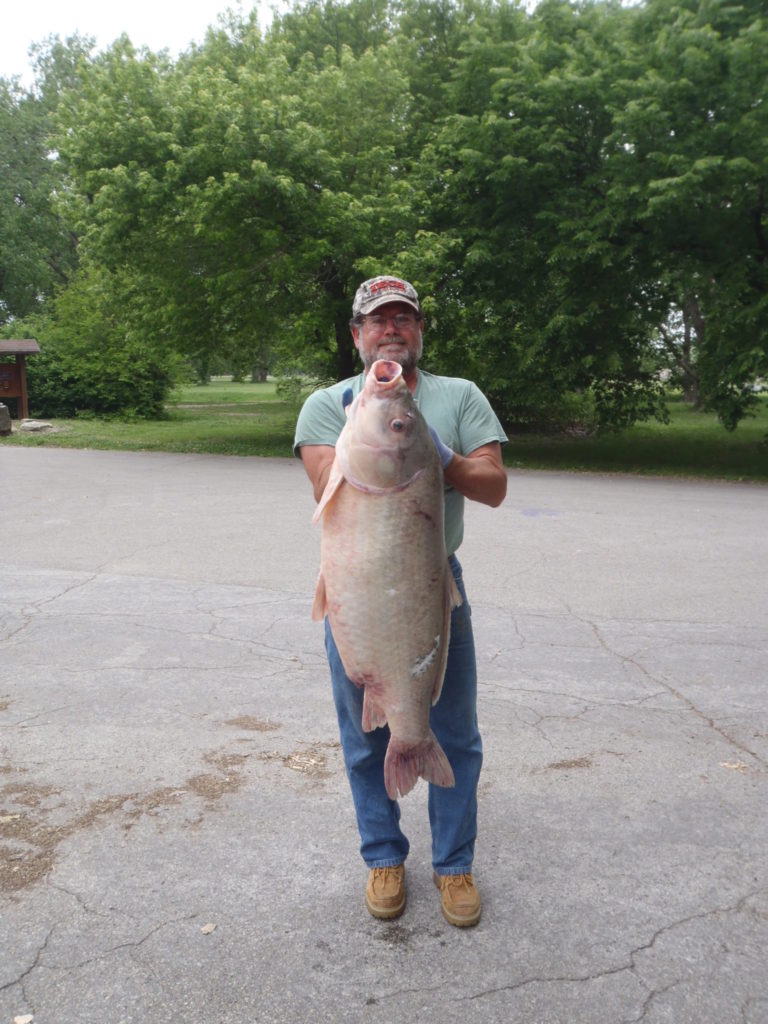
294,275,507,927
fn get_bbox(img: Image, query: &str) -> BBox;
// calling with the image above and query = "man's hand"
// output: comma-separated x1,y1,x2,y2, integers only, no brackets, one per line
442,442,507,508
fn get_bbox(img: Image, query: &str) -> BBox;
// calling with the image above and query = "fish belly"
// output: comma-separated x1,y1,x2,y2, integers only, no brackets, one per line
319,465,455,798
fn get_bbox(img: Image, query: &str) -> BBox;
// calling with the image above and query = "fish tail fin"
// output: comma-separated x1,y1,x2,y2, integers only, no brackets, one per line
383,731,455,800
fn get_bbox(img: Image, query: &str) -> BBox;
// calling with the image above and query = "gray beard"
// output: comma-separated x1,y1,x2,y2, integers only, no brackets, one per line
362,336,422,376
363,351,419,375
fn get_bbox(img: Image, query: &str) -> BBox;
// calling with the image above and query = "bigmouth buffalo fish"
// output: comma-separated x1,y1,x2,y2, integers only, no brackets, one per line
312,358,460,800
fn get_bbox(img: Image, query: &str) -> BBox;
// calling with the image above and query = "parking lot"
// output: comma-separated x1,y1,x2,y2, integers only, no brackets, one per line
1,446,766,1024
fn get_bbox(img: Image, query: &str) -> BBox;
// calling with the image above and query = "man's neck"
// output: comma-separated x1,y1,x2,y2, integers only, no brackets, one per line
403,367,419,393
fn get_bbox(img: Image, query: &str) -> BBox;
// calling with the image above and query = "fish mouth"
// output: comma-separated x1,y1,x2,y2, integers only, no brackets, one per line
370,360,403,389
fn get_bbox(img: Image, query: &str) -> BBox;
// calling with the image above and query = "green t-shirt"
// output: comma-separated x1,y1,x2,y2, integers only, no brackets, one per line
294,369,508,556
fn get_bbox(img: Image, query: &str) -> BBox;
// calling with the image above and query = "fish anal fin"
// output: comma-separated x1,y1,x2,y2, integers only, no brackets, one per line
448,570,462,610
362,687,388,732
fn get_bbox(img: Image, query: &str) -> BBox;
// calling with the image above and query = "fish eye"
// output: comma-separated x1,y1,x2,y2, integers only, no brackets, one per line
390,418,405,432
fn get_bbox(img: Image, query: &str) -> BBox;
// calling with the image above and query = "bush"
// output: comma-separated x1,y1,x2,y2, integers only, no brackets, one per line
26,334,176,418
16,269,179,419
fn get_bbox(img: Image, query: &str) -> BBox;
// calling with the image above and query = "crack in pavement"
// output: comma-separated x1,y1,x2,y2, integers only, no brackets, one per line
370,888,767,1012
2,573,318,677
57,913,199,970
50,883,114,918
0,923,56,995
622,979,682,1023
3,915,199,1001
0,570,104,646
1,702,92,729
561,602,768,770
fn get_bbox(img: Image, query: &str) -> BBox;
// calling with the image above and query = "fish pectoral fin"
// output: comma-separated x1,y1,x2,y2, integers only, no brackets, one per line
312,459,345,523
311,571,328,622
362,689,388,732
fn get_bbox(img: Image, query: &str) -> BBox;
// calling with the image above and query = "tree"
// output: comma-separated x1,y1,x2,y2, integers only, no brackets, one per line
410,0,766,431
55,11,423,381
409,0,668,430
607,0,768,426
0,36,91,323
11,0,764,429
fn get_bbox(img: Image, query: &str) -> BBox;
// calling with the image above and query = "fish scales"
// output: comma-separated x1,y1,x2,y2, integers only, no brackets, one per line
312,359,459,800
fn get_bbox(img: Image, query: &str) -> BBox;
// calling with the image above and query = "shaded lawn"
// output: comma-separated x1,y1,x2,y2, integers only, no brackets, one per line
506,397,768,481
3,384,767,482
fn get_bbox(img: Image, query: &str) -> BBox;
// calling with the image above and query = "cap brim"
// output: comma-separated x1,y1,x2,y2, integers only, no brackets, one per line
359,295,421,316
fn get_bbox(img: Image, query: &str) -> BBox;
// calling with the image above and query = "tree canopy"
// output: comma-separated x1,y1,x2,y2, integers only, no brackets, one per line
1,0,765,429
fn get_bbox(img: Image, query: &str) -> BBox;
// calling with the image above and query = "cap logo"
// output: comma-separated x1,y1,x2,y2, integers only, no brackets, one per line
370,279,407,296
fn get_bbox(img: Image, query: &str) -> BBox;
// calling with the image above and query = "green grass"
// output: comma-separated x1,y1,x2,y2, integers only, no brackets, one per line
506,396,768,481
1,380,299,457
3,381,767,482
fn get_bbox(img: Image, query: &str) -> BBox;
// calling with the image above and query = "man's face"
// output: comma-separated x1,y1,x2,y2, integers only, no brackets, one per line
351,301,424,375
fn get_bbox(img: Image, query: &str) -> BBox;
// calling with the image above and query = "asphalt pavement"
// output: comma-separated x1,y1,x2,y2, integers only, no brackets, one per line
1,446,767,1024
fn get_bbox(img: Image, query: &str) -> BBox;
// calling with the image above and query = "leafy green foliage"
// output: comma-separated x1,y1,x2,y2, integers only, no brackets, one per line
0,49,82,322
20,266,179,418
607,0,768,428
1,0,764,432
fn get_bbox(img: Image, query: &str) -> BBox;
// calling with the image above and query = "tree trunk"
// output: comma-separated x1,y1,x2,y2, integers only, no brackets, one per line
335,316,358,379
681,310,698,405
318,259,358,380
682,295,705,409
197,355,210,385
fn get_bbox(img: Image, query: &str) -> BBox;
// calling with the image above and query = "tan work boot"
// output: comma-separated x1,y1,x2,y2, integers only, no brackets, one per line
365,865,406,920
433,871,482,927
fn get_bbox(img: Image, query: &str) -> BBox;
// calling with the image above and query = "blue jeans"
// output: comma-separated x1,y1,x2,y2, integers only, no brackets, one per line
325,555,482,876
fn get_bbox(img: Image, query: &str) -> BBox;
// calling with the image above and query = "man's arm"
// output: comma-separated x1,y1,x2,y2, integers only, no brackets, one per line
301,440,507,507
299,444,336,503
443,441,507,508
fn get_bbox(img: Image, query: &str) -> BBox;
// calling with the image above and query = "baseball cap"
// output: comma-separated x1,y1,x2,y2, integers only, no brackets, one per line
352,276,421,317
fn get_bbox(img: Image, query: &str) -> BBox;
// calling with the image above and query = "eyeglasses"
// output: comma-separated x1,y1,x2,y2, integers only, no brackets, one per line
362,313,420,331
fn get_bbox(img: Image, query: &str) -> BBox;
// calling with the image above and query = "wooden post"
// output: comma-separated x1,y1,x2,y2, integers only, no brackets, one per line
18,355,29,419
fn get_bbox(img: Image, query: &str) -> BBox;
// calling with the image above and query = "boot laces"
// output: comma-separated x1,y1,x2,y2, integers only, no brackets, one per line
444,873,474,895
372,866,402,892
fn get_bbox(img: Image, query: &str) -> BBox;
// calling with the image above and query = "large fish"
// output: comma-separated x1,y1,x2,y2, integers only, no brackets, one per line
311,358,460,800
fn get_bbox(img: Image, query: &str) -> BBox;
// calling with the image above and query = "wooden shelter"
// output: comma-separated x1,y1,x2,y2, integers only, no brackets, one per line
0,339,40,420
